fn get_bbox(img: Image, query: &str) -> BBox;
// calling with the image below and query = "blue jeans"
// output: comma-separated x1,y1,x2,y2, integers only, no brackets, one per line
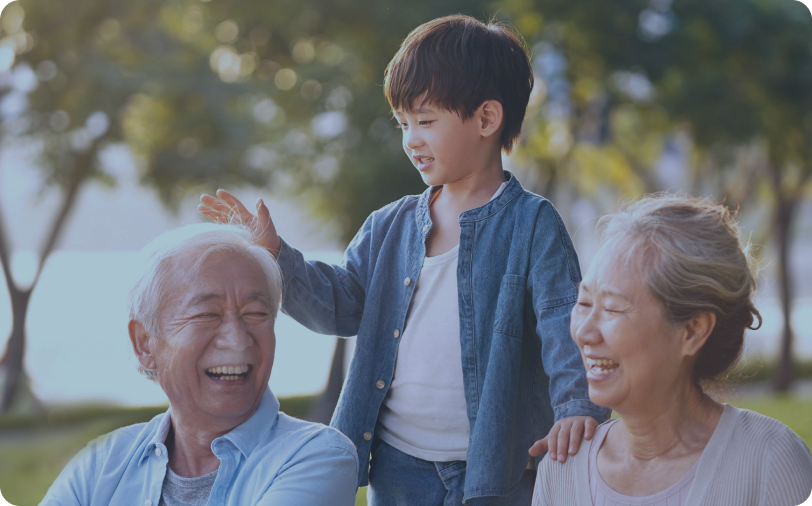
368,438,535,506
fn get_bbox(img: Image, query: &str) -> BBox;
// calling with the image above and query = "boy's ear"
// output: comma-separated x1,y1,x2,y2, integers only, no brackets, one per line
477,100,504,139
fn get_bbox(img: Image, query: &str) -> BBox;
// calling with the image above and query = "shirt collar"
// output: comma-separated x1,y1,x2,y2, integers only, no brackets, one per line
215,387,280,458
415,170,523,234
138,387,280,464
139,407,173,465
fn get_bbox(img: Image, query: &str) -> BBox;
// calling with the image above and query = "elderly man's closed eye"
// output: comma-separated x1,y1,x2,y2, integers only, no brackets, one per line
40,224,359,506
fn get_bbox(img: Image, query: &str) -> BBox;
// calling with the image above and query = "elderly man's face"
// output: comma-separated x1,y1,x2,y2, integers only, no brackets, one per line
150,250,275,425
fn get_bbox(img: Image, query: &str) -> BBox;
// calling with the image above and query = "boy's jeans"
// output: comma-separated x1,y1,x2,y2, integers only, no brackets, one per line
368,437,535,506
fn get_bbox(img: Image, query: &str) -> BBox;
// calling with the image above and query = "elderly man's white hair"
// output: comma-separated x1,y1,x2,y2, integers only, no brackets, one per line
128,223,283,381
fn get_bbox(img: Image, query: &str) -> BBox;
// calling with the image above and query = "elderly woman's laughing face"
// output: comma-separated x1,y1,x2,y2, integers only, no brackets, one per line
130,248,275,428
570,241,691,415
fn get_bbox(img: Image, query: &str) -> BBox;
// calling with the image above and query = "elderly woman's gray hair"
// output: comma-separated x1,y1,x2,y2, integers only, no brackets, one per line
597,193,762,384
128,223,283,380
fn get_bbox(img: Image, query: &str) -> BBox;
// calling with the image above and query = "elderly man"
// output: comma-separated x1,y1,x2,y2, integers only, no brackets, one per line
41,223,359,506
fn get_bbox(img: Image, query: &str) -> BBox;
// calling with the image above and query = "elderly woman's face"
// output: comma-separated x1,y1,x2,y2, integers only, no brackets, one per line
151,250,275,424
570,243,686,413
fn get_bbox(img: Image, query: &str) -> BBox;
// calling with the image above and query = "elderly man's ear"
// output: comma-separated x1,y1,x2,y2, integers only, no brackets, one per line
129,320,156,371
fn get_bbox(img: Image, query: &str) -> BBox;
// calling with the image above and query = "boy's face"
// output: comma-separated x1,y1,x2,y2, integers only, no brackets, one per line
393,98,487,187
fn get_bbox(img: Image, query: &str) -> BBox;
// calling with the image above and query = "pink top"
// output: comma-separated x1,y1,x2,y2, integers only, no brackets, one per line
589,420,699,506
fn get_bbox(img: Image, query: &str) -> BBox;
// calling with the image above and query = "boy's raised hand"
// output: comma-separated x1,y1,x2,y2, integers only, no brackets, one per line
198,189,281,258
528,416,598,464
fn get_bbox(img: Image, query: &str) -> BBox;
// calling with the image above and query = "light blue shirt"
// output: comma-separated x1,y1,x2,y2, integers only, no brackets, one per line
40,388,359,506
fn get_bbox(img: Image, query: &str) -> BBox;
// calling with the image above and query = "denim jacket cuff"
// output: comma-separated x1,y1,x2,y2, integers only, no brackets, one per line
554,399,612,423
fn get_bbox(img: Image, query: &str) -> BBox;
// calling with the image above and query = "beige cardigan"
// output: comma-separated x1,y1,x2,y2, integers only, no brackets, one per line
533,405,812,506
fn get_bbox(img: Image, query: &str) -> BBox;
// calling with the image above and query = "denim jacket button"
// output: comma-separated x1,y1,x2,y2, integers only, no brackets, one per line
363,432,372,441
393,329,400,338
422,224,429,233
376,380,385,389
404,277,411,286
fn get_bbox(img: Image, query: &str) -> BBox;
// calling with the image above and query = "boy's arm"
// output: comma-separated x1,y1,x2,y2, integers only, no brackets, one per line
529,204,611,459
200,190,370,337
275,219,371,336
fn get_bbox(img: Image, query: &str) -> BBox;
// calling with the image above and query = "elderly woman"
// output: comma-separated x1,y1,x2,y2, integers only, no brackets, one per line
532,195,812,506
41,224,358,506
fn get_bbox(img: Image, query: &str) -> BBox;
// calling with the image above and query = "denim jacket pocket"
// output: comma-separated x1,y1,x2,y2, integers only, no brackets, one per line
493,274,527,338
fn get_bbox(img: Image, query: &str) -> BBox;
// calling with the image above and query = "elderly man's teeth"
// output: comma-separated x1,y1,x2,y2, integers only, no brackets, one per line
205,365,250,378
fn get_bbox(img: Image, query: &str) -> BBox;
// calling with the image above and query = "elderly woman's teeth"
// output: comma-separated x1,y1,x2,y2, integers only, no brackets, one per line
205,364,250,380
585,358,618,374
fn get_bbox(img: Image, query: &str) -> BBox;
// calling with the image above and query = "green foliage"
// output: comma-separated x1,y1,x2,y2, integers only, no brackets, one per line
9,0,523,241
512,0,812,204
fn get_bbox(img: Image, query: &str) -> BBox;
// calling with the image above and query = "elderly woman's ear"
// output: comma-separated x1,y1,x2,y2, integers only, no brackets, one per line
680,311,717,358
128,320,156,371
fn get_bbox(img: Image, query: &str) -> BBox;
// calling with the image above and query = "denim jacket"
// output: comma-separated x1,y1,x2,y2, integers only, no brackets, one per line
277,172,611,502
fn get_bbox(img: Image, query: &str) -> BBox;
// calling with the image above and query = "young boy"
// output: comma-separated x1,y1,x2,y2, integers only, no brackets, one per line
200,15,610,505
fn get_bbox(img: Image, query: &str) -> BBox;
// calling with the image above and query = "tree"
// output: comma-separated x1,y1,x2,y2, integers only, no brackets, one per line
511,0,812,390
1,0,512,412
0,0,339,411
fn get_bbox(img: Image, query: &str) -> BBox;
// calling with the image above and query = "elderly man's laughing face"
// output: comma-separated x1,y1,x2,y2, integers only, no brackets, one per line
132,248,276,429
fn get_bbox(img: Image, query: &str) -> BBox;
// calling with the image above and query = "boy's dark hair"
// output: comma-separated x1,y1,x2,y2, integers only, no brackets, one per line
384,15,534,153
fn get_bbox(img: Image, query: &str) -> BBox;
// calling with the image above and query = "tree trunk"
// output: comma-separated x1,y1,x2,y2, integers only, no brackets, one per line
308,338,347,424
0,287,33,411
0,140,99,413
772,195,797,393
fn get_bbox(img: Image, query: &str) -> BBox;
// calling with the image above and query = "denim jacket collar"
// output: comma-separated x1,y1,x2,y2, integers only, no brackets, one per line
415,171,524,235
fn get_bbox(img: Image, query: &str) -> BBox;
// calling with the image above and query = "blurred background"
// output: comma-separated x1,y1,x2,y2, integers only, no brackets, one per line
0,0,810,504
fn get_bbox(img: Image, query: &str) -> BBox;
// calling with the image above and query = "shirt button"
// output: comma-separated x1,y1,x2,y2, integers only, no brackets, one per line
404,277,411,286
422,224,429,233
145,501,152,506
363,432,372,441
393,329,400,338
154,447,162,457
376,380,385,389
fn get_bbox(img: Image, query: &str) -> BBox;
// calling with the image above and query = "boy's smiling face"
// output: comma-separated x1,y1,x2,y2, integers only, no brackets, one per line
394,98,494,187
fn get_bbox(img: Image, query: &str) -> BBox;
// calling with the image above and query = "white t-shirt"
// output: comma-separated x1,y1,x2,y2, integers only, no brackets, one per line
376,181,508,462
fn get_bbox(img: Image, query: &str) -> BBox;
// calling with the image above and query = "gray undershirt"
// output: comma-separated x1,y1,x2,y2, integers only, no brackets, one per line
158,467,218,506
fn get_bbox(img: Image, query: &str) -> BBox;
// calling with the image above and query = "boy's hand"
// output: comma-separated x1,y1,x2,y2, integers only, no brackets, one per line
198,189,281,258
528,416,598,463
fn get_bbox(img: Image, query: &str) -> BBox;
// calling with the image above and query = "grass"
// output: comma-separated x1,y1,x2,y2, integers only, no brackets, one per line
0,389,810,506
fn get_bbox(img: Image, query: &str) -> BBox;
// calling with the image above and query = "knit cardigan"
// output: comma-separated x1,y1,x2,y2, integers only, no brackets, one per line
532,405,812,506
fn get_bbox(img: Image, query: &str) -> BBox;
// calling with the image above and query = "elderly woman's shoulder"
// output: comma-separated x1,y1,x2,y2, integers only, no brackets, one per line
532,432,593,506
726,405,807,445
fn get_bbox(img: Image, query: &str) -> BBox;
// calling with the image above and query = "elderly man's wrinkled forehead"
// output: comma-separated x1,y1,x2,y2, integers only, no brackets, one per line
156,247,271,320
